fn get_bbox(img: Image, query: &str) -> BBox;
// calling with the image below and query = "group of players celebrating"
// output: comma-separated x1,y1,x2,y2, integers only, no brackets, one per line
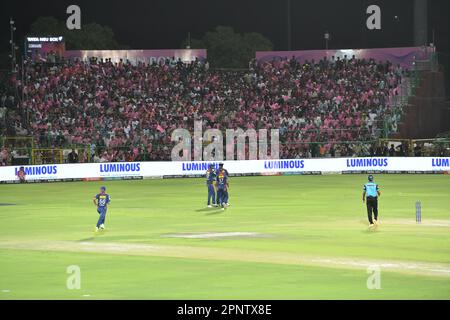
206,163,230,210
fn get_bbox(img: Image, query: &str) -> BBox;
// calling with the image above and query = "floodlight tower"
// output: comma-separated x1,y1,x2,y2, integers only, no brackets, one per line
414,0,428,46
9,17,18,74
324,31,330,50
287,0,292,50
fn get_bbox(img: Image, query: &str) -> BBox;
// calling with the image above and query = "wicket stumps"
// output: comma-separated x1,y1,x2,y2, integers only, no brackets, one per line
415,201,422,223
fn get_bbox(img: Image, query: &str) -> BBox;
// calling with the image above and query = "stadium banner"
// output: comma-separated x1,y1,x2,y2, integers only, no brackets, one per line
0,158,449,182
255,46,435,68
65,49,207,65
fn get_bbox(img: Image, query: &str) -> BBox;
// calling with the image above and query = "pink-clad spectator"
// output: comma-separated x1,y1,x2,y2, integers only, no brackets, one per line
0,147,9,166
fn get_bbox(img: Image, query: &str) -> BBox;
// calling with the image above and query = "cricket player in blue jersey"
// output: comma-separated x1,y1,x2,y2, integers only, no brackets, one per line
206,164,217,207
218,163,230,206
362,175,381,227
216,170,228,210
93,186,111,232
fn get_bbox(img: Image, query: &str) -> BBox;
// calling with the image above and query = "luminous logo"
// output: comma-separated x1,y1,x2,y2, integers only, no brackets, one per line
99,163,141,173
431,158,450,167
182,162,220,172
264,160,305,170
346,158,388,168
15,165,58,176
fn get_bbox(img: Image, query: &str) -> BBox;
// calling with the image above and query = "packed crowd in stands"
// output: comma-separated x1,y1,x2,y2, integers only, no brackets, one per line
1,55,412,164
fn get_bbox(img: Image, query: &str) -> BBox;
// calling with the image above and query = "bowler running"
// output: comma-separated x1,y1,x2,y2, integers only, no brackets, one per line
93,186,111,232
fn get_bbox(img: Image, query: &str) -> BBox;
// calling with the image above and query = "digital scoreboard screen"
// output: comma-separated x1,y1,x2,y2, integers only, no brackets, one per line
25,36,65,61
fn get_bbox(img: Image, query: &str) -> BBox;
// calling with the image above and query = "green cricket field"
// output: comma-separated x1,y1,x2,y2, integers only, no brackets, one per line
0,174,449,299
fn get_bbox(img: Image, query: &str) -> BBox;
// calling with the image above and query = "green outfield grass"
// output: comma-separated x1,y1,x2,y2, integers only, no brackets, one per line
0,174,449,299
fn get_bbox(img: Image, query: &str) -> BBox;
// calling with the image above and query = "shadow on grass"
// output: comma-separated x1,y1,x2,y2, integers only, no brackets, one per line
79,233,159,242
362,225,379,234
194,206,226,215
78,237,96,241
205,209,226,216
195,207,223,213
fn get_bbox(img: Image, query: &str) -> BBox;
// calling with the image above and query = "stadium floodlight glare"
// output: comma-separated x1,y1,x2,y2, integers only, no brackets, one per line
324,31,330,50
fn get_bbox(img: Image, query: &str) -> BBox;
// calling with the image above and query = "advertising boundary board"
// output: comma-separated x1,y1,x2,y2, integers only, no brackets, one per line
1,158,449,183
